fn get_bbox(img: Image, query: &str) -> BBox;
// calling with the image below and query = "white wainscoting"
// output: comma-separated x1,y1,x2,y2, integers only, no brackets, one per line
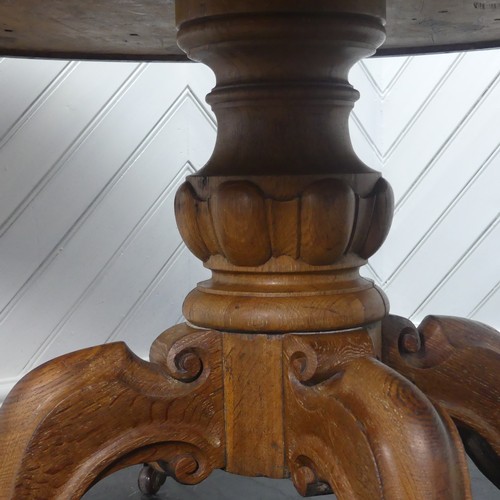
0,50,499,402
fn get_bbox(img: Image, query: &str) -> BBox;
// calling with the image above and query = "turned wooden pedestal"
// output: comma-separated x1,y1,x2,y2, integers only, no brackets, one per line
0,1,499,499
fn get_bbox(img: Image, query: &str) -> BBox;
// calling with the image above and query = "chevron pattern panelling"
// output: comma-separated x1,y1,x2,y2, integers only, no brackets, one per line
0,50,499,403
356,50,500,331
0,59,215,400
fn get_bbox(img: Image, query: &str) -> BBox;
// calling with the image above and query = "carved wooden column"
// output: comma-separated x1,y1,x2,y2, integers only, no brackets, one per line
0,1,490,498
172,1,471,498
175,1,392,338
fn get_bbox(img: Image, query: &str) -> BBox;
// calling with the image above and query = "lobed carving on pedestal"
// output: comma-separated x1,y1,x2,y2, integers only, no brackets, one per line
172,1,393,334
176,176,393,332
176,176,394,268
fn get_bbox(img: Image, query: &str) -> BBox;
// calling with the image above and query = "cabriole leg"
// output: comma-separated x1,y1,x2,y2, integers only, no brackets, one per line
0,325,224,499
284,330,472,499
383,314,500,488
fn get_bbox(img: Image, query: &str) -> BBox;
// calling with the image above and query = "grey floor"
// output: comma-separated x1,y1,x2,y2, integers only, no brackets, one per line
84,459,499,499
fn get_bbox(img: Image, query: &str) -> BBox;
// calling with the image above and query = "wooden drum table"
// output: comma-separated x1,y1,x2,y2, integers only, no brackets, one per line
0,1,499,498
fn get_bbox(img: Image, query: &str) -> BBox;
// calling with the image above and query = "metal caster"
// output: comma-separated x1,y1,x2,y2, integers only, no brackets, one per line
138,464,167,495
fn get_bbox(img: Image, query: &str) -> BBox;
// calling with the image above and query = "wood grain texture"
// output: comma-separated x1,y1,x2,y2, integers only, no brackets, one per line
0,0,183,61
180,178,391,332
177,177,393,266
0,325,224,498
2,1,500,60
222,333,285,478
382,314,500,489
0,1,495,498
174,3,392,334
283,330,472,499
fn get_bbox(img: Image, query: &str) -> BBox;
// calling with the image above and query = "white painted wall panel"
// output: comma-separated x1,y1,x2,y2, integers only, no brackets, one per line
365,50,500,329
382,50,499,199
385,157,499,315
350,63,383,161
0,58,69,141
0,50,498,403
0,94,216,378
381,53,463,156
376,56,500,282
413,218,500,319
117,247,210,358
472,284,500,327
0,60,216,400
0,62,138,225
385,77,500,280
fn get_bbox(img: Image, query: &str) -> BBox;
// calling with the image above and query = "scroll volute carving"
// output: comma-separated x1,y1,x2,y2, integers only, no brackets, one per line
382,315,500,488
175,176,394,268
0,326,225,499
284,330,472,500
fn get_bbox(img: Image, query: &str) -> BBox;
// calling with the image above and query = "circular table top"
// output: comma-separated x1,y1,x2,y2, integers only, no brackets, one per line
0,0,500,60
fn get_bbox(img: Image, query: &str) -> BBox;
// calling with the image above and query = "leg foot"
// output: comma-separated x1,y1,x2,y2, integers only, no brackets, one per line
382,315,500,488
284,331,471,499
138,464,167,495
0,325,224,498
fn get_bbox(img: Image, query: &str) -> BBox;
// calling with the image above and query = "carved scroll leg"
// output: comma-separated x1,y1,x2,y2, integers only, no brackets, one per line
0,325,224,499
284,333,471,500
382,315,500,488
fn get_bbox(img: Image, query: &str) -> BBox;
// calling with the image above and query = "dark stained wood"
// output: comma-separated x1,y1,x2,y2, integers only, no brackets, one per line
0,326,225,498
383,1,500,55
459,426,500,489
1,0,500,61
382,315,500,489
0,0,184,61
283,330,472,499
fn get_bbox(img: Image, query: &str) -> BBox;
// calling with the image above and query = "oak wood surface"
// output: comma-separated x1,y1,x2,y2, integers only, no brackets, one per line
222,333,285,478
1,0,500,60
0,326,225,499
178,176,392,333
382,315,500,489
174,1,391,335
283,329,471,499
0,1,497,498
